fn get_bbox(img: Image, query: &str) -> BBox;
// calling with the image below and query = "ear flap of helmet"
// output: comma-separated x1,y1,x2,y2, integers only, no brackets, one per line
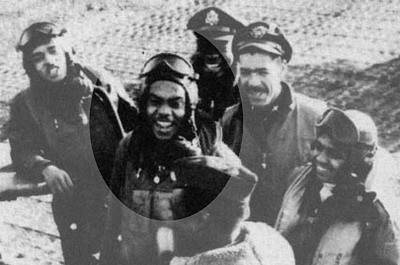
347,144,377,183
186,80,199,109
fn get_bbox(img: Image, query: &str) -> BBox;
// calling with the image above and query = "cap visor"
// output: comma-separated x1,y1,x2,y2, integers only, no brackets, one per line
238,42,282,56
213,34,234,42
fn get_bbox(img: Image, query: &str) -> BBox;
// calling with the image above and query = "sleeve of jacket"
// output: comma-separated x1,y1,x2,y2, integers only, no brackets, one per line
99,135,131,265
368,201,400,265
7,92,53,180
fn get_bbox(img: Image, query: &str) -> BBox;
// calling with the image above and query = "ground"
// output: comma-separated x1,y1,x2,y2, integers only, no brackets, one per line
0,0,399,264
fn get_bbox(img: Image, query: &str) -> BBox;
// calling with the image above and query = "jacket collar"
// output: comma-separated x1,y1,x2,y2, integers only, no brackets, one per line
272,81,295,113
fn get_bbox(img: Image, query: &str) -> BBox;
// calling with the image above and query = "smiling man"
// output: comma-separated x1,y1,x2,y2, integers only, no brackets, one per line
146,80,186,140
312,133,348,184
187,7,245,120
275,108,400,265
99,53,248,265
222,22,327,225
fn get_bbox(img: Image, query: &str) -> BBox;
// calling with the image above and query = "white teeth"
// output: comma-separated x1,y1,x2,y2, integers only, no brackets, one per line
205,64,220,71
206,63,219,68
249,91,265,98
48,67,59,76
156,121,172,128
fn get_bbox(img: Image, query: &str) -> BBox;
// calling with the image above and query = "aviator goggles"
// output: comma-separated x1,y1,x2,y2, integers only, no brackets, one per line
140,53,198,81
16,22,67,52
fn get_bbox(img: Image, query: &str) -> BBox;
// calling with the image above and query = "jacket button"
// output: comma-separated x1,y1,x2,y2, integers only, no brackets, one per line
154,176,160,184
170,171,177,182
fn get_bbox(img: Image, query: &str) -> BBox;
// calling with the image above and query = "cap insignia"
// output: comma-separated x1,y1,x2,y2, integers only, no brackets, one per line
250,25,268,39
205,10,219,26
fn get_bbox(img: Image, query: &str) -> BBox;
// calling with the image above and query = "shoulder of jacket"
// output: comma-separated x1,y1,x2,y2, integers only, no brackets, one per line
92,85,116,105
81,65,108,84
293,93,327,115
10,89,30,105
85,66,129,106
82,65,120,92
9,89,38,118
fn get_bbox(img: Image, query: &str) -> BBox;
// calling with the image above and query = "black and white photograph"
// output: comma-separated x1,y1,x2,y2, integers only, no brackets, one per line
0,0,399,264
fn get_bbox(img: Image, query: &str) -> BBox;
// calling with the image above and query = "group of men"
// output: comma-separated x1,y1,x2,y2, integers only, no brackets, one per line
3,6,399,265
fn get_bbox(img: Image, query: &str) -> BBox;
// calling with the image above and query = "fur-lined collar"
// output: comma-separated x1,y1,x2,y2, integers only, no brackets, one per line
170,222,294,265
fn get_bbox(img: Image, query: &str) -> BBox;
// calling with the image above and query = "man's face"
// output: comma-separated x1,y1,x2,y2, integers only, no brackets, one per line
146,81,186,140
313,134,348,184
200,39,232,73
238,52,286,108
203,48,231,75
31,39,67,83
204,53,224,73
207,41,233,69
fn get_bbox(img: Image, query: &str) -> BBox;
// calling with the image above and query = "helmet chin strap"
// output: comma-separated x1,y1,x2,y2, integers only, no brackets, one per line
184,107,201,153
189,108,198,134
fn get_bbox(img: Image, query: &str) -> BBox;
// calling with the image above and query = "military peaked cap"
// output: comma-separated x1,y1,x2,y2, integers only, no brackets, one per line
232,21,293,62
187,7,244,41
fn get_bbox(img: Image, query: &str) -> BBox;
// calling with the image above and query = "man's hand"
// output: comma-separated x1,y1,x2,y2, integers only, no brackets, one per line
173,136,202,157
42,165,74,194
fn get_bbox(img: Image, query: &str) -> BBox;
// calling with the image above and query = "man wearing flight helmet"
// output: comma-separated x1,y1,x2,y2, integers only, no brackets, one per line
187,7,244,120
5,22,137,264
222,21,327,225
99,53,254,265
275,108,400,265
